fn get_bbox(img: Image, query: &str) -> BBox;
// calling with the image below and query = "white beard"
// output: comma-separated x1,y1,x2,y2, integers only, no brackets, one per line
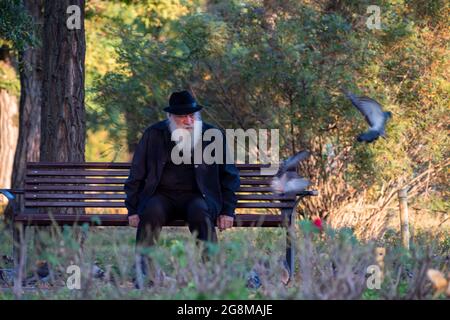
167,114,203,154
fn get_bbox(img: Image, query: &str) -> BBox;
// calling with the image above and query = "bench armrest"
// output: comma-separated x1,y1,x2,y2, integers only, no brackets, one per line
0,189,16,201
0,189,22,215
290,189,319,216
297,190,319,196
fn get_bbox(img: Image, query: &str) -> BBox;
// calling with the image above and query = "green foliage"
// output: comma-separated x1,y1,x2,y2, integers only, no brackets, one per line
92,1,360,146
0,60,19,95
362,288,381,299
0,0,38,51
0,0,37,96
84,0,449,218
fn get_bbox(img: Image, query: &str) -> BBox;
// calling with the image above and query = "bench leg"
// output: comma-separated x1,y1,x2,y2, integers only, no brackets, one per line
286,224,294,280
12,223,20,269
12,222,26,291
283,209,295,282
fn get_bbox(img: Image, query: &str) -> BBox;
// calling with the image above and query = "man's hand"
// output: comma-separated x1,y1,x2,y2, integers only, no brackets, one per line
216,215,234,232
128,214,140,228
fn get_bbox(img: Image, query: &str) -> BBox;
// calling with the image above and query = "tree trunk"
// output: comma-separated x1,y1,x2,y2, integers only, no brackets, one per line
41,0,86,162
125,110,139,155
9,0,44,215
0,89,19,203
40,0,86,218
0,45,19,211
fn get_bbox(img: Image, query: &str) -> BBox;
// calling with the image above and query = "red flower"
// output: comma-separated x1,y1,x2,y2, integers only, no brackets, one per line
313,217,323,231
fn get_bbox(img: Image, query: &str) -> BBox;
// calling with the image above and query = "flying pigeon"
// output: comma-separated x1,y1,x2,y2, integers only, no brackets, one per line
342,90,392,143
271,150,311,195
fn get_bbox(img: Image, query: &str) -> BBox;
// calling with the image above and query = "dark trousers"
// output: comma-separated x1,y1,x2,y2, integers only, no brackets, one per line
136,189,217,248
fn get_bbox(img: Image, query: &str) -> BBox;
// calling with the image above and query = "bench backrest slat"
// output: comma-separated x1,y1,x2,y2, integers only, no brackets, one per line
25,201,296,208
26,162,275,169
27,170,130,176
24,185,277,193
25,177,273,185
25,193,295,201
26,169,265,178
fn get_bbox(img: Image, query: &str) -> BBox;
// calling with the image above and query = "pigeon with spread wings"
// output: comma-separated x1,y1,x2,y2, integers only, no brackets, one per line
342,90,392,143
271,150,311,195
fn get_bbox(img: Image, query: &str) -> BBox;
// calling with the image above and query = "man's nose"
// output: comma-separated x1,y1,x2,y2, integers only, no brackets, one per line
184,116,194,125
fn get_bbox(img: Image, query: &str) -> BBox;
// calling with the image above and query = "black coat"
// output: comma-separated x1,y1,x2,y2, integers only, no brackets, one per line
124,120,240,219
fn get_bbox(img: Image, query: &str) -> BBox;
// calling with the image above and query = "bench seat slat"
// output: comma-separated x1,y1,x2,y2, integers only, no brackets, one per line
14,213,287,227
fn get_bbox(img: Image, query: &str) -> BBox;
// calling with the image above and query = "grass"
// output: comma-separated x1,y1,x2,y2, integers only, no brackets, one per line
0,218,448,300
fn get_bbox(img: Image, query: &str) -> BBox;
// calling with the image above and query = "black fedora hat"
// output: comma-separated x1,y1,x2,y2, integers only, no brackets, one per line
164,90,203,115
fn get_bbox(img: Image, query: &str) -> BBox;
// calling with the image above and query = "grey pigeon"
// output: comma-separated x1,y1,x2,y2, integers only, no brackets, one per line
342,90,392,143
246,270,262,289
23,260,51,286
92,263,105,279
0,268,14,285
2,255,13,265
36,260,50,279
271,150,311,195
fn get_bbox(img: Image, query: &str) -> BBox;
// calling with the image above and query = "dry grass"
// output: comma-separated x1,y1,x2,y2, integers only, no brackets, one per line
0,216,448,300
327,200,449,240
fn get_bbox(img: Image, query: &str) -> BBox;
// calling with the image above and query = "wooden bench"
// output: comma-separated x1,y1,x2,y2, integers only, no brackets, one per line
1,162,318,279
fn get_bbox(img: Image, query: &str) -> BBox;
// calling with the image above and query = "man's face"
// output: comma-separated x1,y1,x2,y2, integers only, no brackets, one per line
171,113,196,130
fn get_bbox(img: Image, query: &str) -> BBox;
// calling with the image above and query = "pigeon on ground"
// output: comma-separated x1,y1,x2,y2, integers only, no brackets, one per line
36,260,50,279
0,268,14,285
92,263,105,279
2,255,13,265
246,270,262,289
271,150,311,195
342,90,392,143
23,260,51,286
